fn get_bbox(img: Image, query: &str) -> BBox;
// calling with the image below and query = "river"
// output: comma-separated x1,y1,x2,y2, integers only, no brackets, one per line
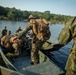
0,20,73,73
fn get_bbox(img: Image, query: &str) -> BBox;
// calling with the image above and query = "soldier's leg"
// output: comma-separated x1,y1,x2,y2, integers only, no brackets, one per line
31,42,39,65
35,40,45,64
31,40,45,65
12,43,20,56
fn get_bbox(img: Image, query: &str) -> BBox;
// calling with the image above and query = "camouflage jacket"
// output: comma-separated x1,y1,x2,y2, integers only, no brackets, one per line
17,23,33,39
1,35,11,46
17,19,50,41
58,17,76,74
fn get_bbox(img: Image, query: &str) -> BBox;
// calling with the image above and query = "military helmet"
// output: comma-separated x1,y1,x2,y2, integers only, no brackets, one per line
28,15,35,21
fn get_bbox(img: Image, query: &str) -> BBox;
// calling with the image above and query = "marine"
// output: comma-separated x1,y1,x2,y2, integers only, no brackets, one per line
17,15,51,65
58,17,76,75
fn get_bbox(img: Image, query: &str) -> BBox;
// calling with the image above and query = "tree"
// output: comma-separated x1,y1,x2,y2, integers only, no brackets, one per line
23,10,29,19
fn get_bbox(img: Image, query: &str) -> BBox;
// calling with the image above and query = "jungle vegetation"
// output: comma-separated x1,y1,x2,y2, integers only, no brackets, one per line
0,6,73,24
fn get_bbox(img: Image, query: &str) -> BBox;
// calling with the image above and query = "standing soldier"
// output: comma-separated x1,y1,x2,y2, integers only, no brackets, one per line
17,15,51,65
1,26,7,37
58,17,76,75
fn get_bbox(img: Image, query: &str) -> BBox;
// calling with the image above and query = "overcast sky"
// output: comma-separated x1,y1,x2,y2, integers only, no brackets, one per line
0,0,76,16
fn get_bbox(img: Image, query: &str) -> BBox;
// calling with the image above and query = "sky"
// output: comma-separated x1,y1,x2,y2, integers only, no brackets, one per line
0,0,76,16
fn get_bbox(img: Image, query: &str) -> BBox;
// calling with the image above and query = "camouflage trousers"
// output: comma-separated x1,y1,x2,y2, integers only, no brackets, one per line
31,38,45,65
12,43,20,56
65,47,76,75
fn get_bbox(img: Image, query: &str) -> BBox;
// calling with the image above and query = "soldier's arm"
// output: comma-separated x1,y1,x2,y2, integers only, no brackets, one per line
17,24,32,39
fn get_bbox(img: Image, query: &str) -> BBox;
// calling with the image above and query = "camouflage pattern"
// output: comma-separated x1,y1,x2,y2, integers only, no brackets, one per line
58,24,72,45
58,17,76,75
12,43,20,56
17,17,49,64
1,35,11,49
1,35,20,57
10,36,21,56
31,38,45,64
33,19,51,41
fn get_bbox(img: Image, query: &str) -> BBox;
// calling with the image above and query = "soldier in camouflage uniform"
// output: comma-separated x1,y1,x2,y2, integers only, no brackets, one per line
10,36,21,56
1,30,12,49
58,17,76,75
1,31,20,58
17,15,50,65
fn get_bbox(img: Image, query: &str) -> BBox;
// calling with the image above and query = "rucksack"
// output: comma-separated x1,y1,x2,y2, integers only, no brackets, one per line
32,19,51,41
58,24,72,45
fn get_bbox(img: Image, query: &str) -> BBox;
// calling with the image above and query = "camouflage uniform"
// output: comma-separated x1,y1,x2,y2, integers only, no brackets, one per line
12,42,20,56
1,34,11,49
1,34,20,57
10,36,21,56
17,15,47,64
1,32,13,57
58,17,76,75
31,37,45,64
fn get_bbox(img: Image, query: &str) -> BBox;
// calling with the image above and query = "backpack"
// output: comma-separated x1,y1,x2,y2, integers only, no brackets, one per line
58,24,72,45
32,19,51,41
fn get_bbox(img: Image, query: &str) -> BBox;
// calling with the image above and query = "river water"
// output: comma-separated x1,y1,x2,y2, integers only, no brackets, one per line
0,20,73,73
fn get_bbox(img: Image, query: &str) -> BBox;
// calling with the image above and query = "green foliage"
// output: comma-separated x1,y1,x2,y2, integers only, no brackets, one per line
22,10,29,19
0,6,8,17
0,5,73,24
